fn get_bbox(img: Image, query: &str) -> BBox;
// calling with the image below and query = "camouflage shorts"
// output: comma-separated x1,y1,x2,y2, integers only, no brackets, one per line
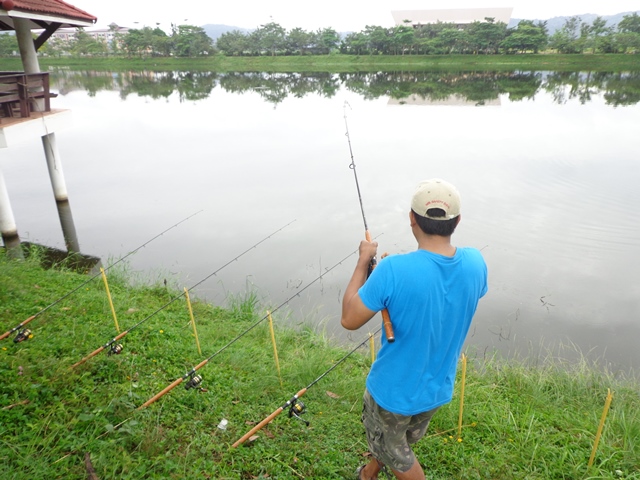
361,389,439,473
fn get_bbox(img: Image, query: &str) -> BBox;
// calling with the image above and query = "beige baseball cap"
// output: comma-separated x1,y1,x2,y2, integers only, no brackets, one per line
411,179,461,220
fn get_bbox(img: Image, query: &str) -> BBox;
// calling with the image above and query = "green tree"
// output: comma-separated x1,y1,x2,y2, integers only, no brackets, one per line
467,18,507,54
216,30,250,56
314,27,340,54
549,17,582,53
615,31,640,53
255,22,286,56
501,20,548,53
69,28,107,56
618,12,640,33
0,32,19,56
364,25,392,54
431,28,468,54
286,27,314,55
340,31,369,54
172,25,213,57
392,25,415,54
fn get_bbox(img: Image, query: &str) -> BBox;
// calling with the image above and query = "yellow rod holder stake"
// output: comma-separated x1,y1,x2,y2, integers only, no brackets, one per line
184,288,201,356
588,388,614,468
369,333,375,364
457,354,467,439
101,267,120,333
268,311,282,386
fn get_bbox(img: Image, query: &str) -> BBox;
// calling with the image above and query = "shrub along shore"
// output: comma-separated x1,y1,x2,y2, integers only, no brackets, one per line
2,53,639,73
1,250,639,479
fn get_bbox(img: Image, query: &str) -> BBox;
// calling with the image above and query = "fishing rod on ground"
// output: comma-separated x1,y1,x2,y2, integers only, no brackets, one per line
343,102,395,343
1,210,204,344
69,220,296,370
136,245,363,410
232,327,381,448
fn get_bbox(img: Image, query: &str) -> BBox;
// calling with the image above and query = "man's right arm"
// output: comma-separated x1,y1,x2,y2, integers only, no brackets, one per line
341,241,378,330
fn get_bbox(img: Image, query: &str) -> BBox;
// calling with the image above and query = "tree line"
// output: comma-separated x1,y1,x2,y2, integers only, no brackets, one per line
218,14,640,56
0,13,638,58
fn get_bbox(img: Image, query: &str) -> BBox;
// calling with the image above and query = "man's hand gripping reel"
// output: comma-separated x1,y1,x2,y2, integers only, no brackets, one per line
365,231,395,343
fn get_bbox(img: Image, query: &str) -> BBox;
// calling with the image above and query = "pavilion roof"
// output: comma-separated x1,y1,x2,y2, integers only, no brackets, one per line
0,0,97,31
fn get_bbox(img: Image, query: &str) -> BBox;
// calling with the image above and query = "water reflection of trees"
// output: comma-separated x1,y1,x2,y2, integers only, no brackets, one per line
49,69,640,107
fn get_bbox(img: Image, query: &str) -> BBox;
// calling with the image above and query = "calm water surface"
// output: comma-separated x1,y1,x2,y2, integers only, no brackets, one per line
2,70,639,373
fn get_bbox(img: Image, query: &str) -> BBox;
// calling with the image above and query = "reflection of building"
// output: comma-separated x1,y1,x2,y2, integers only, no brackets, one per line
391,8,513,29
388,94,501,106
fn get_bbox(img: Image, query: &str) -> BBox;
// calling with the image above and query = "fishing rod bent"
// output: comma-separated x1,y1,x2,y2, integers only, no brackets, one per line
343,103,395,343
0,210,204,343
232,327,382,448
136,245,361,410
70,220,296,370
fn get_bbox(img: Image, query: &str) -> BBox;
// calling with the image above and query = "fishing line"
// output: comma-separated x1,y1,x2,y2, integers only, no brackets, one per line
232,327,382,447
342,102,395,343
70,220,296,369
1,210,203,343
137,245,363,410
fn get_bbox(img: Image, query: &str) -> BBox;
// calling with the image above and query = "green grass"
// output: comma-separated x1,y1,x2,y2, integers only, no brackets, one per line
1,248,639,479
2,53,639,73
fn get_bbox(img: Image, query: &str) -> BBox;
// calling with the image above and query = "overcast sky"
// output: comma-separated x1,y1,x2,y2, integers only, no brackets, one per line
73,0,640,32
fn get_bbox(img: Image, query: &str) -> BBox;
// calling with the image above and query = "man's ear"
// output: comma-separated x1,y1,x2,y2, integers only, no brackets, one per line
455,215,462,226
409,210,417,226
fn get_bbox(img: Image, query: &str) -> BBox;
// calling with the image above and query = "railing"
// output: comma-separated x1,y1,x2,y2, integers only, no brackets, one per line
0,72,57,121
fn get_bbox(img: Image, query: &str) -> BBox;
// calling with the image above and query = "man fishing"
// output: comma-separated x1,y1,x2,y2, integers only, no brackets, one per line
341,178,488,480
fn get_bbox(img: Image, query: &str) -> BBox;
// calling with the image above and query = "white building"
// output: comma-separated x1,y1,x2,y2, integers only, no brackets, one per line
50,25,129,44
392,8,514,29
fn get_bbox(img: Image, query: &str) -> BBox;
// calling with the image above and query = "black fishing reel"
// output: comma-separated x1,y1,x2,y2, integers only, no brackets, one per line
108,343,124,355
185,373,203,390
13,329,32,343
288,400,309,426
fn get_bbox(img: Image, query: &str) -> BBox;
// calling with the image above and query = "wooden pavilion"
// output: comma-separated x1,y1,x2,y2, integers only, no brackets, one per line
0,0,96,254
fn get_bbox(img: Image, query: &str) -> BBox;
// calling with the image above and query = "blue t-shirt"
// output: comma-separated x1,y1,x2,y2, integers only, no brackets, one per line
358,247,487,416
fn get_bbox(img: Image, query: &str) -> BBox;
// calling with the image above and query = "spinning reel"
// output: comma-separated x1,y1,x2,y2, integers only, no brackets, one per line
13,329,32,343
288,400,309,426
108,343,124,355
185,373,203,390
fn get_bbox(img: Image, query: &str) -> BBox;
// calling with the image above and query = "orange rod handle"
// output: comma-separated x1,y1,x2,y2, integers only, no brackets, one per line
70,346,105,369
381,310,395,343
232,388,307,448
138,358,209,410
1,315,36,341
70,331,128,369
137,377,184,410
364,230,395,343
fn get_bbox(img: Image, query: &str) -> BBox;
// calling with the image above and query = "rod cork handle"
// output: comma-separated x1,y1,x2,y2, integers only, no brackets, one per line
232,388,307,448
382,309,395,343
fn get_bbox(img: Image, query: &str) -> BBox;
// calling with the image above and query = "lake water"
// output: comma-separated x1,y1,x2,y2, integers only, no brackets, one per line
2,69,639,374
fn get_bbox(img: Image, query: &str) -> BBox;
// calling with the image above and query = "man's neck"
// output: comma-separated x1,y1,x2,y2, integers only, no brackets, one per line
417,235,456,257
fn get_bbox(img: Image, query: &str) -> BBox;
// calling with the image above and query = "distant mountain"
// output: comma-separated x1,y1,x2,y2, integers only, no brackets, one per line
202,24,251,41
510,11,640,35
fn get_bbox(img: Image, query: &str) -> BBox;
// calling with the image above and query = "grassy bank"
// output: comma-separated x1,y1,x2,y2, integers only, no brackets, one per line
3,53,640,73
1,249,639,479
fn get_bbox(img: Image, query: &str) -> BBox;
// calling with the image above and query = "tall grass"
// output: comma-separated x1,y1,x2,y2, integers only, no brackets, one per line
1,249,638,479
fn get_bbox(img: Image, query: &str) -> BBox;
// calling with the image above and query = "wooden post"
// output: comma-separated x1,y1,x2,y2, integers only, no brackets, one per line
369,332,375,364
457,354,467,440
101,268,120,333
268,311,282,386
184,288,202,356
588,389,614,468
